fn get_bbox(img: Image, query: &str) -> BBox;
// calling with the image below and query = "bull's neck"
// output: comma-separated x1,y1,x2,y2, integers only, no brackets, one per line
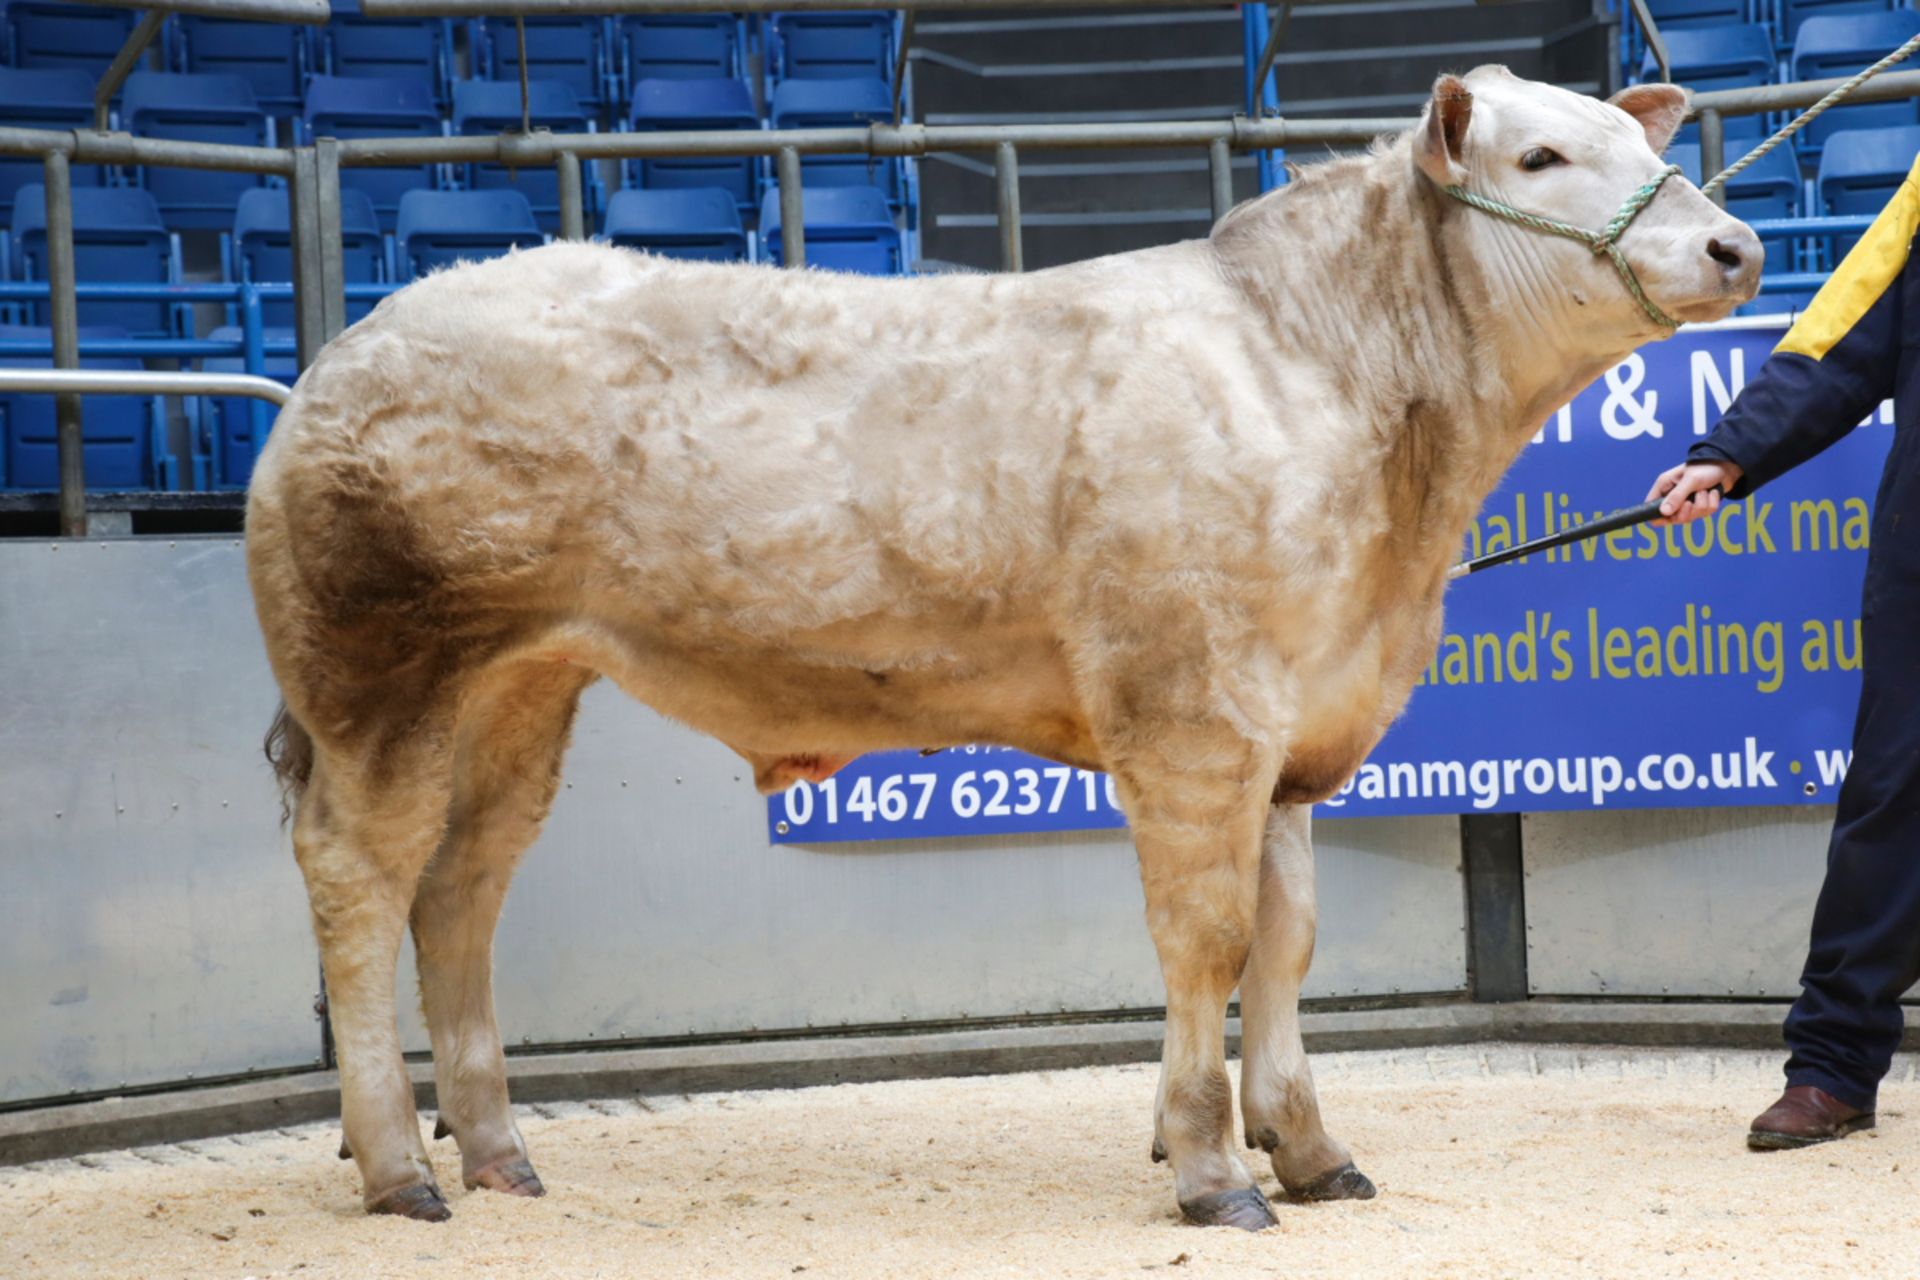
1209,143,1621,581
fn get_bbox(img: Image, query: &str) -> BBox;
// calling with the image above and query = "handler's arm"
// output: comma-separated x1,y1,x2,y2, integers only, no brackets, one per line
1653,166,1920,519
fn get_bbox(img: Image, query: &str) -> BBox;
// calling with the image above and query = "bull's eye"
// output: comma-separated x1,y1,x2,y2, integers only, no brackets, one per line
1522,147,1564,171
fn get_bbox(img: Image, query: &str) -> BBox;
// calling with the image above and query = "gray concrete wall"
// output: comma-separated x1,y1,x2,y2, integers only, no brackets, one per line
4,538,1466,1107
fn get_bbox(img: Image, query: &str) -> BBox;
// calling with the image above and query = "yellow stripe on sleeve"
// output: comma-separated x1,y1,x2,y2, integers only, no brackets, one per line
1777,159,1920,362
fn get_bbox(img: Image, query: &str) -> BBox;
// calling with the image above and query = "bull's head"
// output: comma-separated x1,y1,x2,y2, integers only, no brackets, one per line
1414,66,1762,347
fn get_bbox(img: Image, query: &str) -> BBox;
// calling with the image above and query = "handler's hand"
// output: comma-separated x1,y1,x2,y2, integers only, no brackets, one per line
1646,460,1742,526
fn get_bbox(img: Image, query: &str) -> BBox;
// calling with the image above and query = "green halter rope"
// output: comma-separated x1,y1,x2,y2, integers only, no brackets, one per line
1443,164,1684,330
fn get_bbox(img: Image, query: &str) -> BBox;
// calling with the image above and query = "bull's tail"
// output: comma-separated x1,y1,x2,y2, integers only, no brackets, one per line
264,701,314,825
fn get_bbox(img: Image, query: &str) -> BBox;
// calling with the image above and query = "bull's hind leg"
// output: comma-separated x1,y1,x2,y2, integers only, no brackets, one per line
1109,721,1281,1231
295,737,455,1220
411,663,593,1199
1239,804,1374,1201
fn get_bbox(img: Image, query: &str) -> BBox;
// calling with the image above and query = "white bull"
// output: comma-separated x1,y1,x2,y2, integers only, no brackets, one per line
247,67,1760,1228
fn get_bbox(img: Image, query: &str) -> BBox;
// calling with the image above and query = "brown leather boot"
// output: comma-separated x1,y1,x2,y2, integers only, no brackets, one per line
1748,1086,1875,1150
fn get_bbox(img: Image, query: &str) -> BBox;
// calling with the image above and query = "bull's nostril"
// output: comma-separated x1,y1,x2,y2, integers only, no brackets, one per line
1707,238,1744,271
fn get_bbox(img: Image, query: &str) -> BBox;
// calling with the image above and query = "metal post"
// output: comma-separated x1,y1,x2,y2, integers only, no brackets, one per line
1698,108,1727,209
1207,136,1233,223
777,145,805,267
95,9,168,132
314,137,347,339
1630,0,1670,83
557,150,586,241
1461,814,1529,1002
994,140,1022,273
44,150,85,537
890,10,915,125
289,147,327,368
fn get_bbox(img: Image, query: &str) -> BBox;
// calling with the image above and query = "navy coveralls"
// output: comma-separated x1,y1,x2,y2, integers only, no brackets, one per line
1691,152,1920,1111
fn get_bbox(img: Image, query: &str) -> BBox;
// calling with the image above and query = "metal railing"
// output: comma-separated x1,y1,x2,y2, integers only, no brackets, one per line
12,15,1918,535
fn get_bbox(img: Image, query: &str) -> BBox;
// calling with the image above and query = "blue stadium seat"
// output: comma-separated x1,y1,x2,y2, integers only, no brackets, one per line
1818,124,1920,257
198,324,295,489
477,16,607,115
395,187,544,278
602,186,747,261
760,184,903,274
1782,0,1899,45
769,77,900,199
122,72,270,231
11,185,180,337
4,2,134,74
769,11,896,82
230,186,385,327
1644,23,1777,92
0,68,100,225
323,0,454,105
627,77,760,208
0,323,170,491
1670,140,1802,270
618,14,743,84
452,79,594,232
302,75,441,230
172,15,311,114
1791,12,1920,159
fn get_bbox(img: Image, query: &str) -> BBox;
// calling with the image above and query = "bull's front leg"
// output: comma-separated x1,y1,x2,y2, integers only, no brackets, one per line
1116,734,1281,1231
1239,804,1375,1200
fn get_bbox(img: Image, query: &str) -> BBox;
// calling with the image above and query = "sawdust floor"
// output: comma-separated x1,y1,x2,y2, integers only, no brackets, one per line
4,1045,1919,1280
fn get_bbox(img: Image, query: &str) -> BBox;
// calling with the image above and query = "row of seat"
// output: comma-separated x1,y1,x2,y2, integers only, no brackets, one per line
0,177,904,492
0,3,899,117
1638,10,1920,162
0,66,906,232
1634,0,1909,47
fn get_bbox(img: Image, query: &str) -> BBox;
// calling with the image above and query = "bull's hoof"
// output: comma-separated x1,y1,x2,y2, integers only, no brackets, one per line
1179,1186,1278,1231
1285,1162,1377,1203
367,1181,452,1222
466,1157,546,1198
337,1137,352,1160
433,1116,452,1141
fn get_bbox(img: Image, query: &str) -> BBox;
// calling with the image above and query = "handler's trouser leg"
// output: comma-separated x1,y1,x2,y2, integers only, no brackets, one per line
1783,542,1920,1112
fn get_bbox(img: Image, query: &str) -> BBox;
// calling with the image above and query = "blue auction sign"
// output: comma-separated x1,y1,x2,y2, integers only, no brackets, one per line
769,320,1888,843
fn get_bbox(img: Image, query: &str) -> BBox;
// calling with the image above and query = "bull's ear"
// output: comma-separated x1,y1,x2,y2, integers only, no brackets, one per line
1608,83,1691,154
1415,74,1474,187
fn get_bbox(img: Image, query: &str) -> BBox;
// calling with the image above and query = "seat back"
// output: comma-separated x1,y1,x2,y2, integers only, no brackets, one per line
304,74,441,229
395,187,544,278
760,184,903,274
200,324,298,488
452,79,591,230
602,186,746,261
0,323,160,490
12,185,175,335
174,15,309,113
232,186,384,327
324,0,452,102
1783,0,1898,44
478,16,606,112
6,1,134,73
1646,23,1776,92
770,11,895,82
769,77,899,198
627,76,761,206
1790,12,1920,157
0,68,100,223
123,72,269,230
619,14,742,82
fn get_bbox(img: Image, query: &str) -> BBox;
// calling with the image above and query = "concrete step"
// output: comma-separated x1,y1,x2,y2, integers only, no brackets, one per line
914,5,1244,65
912,52,1245,118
